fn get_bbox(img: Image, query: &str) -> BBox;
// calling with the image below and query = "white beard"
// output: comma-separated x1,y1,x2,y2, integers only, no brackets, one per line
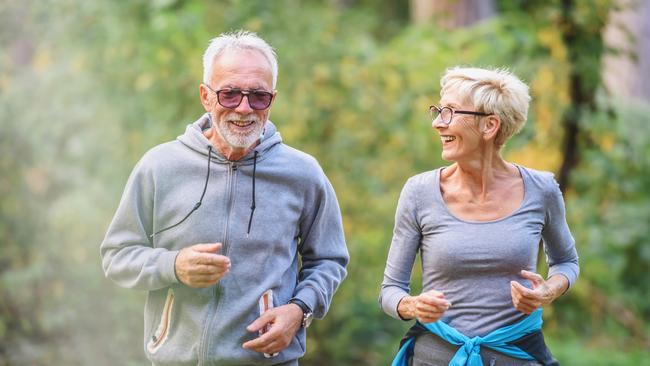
216,112,264,149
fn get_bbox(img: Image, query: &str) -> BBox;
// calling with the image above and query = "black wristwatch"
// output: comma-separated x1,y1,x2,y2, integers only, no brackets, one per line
288,298,313,328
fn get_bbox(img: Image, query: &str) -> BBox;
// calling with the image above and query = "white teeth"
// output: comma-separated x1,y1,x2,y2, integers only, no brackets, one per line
231,120,254,127
441,135,456,142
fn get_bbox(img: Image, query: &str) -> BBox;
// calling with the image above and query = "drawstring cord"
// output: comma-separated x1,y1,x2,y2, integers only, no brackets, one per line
149,145,258,239
150,145,213,239
246,150,258,235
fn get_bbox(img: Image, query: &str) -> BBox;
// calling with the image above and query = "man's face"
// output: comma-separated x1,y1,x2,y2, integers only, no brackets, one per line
201,49,275,153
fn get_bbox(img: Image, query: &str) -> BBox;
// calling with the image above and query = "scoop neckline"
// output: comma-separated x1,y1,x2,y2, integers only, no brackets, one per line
434,164,528,224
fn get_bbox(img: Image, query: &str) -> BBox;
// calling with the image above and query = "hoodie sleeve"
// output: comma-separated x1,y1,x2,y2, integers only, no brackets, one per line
100,156,179,290
292,166,349,319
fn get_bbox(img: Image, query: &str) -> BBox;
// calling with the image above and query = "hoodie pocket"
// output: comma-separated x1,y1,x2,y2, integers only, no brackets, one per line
147,288,175,354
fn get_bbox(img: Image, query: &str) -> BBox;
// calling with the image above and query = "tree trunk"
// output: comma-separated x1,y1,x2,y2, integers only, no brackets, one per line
409,0,495,27
602,0,650,103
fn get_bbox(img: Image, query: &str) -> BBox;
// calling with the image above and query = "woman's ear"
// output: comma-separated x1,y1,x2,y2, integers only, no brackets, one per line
482,114,501,141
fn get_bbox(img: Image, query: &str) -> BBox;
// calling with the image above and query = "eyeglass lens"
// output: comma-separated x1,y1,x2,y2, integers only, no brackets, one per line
218,90,272,110
432,107,453,124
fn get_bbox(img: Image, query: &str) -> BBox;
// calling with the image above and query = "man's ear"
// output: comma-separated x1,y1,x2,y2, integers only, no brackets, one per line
270,89,278,105
199,84,211,112
482,114,501,141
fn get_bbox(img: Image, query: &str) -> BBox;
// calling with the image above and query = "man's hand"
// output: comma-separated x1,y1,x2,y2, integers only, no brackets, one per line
242,303,303,355
174,243,230,288
510,270,568,314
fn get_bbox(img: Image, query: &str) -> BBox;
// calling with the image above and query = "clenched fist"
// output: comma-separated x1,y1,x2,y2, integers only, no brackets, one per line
397,289,452,324
175,243,231,288
510,270,568,314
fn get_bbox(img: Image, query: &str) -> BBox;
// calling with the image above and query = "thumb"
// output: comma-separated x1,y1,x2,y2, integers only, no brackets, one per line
193,242,222,253
520,270,544,289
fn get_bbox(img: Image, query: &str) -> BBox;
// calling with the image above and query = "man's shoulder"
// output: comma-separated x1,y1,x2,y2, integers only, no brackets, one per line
273,143,322,170
136,140,185,170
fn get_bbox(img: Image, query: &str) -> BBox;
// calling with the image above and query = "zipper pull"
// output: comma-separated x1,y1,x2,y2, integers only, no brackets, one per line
231,163,238,171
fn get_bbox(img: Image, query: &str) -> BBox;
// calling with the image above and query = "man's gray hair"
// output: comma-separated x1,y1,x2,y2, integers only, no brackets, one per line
441,67,531,147
202,30,278,88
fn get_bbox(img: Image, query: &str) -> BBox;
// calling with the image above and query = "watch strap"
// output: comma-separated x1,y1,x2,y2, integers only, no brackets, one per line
288,298,311,314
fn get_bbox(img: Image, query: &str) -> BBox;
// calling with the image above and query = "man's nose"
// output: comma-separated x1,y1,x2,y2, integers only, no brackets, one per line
234,95,254,114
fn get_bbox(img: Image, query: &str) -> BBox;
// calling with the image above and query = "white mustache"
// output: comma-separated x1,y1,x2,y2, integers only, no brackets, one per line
224,113,260,124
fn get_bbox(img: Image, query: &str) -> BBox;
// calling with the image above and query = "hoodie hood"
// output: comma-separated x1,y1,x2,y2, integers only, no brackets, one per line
177,112,282,164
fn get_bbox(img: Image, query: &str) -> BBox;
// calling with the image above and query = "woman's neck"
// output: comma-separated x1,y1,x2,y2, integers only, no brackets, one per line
443,151,513,202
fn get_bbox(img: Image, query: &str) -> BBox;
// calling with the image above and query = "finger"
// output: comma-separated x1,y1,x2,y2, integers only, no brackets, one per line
418,295,451,308
417,310,444,323
511,281,534,297
520,270,544,288
512,282,543,302
421,289,446,298
258,339,283,354
247,311,274,333
416,311,444,323
510,283,522,304
192,242,222,253
419,290,447,303
190,264,230,277
196,253,231,267
242,332,274,351
415,302,448,314
516,304,537,314
188,264,224,275
511,289,540,313
243,325,284,352
417,309,444,323
263,340,286,354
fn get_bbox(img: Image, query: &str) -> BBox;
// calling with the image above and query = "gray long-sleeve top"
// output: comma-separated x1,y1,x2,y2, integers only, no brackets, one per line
379,166,579,337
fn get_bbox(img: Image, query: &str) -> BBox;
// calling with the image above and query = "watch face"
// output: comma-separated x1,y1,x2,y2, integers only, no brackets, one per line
303,312,314,328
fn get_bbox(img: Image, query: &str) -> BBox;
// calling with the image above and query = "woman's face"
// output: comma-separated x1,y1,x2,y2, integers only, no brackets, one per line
433,90,484,163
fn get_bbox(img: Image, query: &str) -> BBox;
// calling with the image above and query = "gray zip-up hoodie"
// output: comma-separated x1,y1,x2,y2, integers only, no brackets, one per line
101,114,349,366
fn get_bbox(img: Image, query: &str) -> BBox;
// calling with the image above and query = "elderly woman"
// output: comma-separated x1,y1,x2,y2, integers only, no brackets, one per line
380,67,579,366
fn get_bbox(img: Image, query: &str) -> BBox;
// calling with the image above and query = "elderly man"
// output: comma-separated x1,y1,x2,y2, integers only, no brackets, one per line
101,30,349,366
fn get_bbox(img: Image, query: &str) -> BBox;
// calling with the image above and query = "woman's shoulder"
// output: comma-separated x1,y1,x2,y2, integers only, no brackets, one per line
517,164,561,196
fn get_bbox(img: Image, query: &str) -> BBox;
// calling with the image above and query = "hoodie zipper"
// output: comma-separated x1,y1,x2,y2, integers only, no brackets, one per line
199,162,238,365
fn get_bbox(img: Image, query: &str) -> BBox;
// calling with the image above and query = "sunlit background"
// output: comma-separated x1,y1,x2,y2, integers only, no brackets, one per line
1,1,649,365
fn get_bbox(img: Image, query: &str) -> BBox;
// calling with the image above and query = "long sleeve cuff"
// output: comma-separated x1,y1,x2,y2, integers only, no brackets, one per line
548,262,579,290
380,288,408,320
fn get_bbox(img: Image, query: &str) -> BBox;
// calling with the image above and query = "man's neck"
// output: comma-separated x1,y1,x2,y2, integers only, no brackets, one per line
203,128,260,161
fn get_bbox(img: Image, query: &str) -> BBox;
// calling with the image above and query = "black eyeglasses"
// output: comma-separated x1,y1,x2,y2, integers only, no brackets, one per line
429,105,491,125
204,84,274,110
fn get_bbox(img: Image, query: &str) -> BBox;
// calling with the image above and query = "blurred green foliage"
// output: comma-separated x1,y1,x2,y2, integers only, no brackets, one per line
1,0,648,365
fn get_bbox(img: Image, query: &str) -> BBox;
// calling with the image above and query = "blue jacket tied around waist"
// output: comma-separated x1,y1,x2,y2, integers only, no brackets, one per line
392,309,544,366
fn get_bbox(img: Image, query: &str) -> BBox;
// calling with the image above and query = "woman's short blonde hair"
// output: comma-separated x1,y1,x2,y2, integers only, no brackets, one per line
441,67,531,147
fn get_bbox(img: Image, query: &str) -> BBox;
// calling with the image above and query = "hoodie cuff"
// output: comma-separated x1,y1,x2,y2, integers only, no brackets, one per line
159,250,181,285
292,286,320,318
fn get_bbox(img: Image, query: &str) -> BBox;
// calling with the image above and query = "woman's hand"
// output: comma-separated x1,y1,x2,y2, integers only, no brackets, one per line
397,290,451,323
510,270,569,314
